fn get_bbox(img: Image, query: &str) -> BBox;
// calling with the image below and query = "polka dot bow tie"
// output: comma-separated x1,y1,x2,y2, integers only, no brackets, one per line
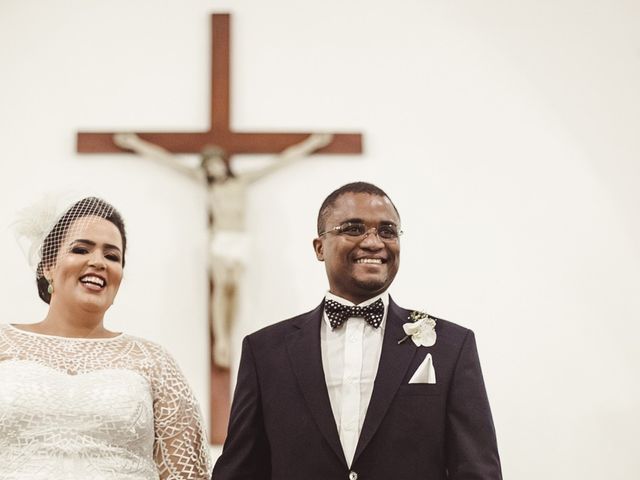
325,298,385,329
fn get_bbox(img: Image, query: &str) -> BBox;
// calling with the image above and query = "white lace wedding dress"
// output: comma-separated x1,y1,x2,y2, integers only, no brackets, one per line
0,324,212,480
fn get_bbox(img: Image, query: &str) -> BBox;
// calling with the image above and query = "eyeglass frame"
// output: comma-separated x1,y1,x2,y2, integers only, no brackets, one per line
318,221,403,242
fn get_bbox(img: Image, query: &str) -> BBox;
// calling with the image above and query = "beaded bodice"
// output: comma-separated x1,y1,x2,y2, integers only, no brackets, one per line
0,324,211,480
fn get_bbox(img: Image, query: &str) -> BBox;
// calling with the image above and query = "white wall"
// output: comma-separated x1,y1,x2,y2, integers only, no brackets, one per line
1,0,639,477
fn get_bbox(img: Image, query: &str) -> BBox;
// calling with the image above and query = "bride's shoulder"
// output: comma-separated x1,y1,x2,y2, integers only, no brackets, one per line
121,333,177,362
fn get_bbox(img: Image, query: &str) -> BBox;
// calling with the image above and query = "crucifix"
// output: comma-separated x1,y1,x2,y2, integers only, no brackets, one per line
76,13,363,444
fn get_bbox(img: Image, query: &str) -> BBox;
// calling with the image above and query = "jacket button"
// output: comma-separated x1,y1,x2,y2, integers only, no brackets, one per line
349,472,358,480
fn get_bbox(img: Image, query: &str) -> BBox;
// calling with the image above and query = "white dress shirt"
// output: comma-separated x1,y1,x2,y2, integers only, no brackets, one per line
320,291,389,467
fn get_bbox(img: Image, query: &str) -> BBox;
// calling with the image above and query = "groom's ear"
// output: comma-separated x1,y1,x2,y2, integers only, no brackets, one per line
313,238,324,261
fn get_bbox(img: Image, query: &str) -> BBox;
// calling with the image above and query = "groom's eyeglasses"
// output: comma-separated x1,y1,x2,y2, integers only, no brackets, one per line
319,222,403,242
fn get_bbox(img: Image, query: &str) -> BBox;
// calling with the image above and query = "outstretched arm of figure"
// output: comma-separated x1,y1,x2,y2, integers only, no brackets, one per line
241,133,334,184
113,133,202,182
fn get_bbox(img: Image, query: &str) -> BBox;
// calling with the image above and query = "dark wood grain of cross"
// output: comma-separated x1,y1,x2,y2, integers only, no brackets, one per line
76,13,363,445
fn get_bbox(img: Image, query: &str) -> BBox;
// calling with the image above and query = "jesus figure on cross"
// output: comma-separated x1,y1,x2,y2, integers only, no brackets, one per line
114,132,332,368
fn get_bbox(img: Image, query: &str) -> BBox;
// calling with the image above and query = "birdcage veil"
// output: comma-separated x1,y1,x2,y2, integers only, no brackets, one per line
13,193,118,279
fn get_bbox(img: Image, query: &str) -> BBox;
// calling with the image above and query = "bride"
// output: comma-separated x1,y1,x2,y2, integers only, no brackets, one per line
0,196,211,479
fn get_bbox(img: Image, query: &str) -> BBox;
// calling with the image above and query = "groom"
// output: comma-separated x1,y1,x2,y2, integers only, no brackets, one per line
213,182,502,479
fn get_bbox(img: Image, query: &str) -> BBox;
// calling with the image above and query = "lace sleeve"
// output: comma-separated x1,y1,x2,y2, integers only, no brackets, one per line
149,343,212,480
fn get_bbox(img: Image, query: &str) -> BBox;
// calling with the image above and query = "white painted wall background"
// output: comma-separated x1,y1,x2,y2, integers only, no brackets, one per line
1,1,639,477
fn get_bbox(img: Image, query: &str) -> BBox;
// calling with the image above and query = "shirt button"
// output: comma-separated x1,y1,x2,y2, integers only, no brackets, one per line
349,335,358,343
349,471,358,480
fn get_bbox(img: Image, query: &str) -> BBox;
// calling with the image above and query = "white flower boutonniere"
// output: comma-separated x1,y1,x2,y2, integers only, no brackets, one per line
398,310,437,347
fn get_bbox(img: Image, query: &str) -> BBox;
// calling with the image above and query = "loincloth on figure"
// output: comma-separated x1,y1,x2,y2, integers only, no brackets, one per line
210,230,250,266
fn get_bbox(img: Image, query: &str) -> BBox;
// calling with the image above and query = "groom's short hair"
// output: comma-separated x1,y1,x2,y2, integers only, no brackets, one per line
316,181,400,235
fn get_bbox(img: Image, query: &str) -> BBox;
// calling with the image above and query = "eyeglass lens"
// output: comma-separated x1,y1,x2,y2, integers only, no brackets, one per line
338,222,399,240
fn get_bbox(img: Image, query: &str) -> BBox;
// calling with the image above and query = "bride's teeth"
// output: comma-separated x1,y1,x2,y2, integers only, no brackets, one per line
81,275,105,287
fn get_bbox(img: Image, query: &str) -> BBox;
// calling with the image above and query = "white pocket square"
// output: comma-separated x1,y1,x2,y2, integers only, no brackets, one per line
408,353,436,384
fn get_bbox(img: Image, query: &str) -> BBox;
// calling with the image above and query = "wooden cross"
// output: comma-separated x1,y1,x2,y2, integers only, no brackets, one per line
76,13,363,444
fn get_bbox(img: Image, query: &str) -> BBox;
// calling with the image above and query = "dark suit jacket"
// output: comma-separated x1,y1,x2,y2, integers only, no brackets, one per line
213,298,502,479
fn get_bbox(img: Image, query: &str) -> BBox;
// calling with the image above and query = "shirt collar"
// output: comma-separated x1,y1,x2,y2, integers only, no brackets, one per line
325,291,389,308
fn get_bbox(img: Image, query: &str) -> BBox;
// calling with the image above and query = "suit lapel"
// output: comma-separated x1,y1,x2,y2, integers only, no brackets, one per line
286,302,347,466
353,297,417,462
